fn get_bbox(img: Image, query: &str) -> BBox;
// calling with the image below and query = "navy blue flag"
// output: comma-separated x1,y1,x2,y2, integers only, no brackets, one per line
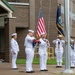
56,4,64,36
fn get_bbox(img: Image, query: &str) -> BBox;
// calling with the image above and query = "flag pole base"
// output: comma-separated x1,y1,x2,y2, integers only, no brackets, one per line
62,69,74,73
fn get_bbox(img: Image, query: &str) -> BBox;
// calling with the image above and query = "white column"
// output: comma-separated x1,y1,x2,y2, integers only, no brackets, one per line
8,12,12,18
29,0,35,31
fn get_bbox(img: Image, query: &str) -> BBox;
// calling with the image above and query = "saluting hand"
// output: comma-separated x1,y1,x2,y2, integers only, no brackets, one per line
46,39,49,43
46,39,50,47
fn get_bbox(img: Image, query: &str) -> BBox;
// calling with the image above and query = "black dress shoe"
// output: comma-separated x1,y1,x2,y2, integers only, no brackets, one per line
44,69,48,71
26,71,32,73
12,68,18,70
40,70,45,71
26,71,35,73
71,67,74,68
31,71,35,73
56,66,60,68
59,66,62,68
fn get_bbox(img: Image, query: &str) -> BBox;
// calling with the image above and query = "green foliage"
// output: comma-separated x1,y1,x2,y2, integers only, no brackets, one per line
16,58,65,65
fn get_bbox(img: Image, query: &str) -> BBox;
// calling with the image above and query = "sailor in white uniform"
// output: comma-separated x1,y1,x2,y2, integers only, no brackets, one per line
53,35,65,68
10,33,19,70
70,39,75,68
39,32,50,71
24,30,35,73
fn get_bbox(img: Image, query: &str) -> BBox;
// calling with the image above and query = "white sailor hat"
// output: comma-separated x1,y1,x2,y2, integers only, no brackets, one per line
70,39,74,42
57,35,63,38
28,29,34,33
12,33,17,36
41,32,46,36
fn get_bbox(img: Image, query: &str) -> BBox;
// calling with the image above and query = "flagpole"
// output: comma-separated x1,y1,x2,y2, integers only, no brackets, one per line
63,0,73,73
47,0,51,40
36,0,42,38
40,0,42,8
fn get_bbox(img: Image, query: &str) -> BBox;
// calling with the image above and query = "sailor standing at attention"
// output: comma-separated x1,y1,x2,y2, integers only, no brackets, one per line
53,35,65,68
70,39,75,68
39,32,50,71
24,30,36,73
10,33,19,70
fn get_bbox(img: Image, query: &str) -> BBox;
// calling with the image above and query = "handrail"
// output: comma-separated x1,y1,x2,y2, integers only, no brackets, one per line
34,46,54,59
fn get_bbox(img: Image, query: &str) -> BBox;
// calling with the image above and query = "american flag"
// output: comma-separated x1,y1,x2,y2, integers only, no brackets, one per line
36,8,46,38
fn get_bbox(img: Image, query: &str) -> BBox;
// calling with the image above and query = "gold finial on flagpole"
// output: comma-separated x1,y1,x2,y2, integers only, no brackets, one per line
40,0,42,8
58,3,61,7
58,3,59,6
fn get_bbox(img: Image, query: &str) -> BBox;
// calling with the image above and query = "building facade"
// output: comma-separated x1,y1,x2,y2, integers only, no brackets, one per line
0,0,75,62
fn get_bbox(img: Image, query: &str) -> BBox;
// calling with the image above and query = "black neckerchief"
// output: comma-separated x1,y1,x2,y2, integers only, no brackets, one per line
71,44,74,50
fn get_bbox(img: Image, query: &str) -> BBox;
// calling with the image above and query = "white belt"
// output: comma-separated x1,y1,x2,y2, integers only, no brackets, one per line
26,47,33,48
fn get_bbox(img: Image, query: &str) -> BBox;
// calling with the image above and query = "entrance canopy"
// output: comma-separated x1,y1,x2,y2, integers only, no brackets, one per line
0,0,14,18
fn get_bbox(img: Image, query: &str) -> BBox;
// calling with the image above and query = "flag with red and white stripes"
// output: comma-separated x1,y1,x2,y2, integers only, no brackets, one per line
36,8,46,38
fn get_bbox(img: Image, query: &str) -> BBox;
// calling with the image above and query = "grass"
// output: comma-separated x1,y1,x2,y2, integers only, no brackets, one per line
16,58,65,65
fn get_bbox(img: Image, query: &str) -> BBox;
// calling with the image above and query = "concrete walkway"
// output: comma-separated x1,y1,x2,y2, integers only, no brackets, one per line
0,63,75,75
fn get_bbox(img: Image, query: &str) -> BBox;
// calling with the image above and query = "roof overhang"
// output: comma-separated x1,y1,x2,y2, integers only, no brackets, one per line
0,0,14,18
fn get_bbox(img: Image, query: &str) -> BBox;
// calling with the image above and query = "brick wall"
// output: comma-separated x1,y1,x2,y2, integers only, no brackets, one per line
16,28,28,58
12,5,29,28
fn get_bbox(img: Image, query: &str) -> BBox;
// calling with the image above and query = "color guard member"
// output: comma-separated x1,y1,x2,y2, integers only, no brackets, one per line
53,35,65,68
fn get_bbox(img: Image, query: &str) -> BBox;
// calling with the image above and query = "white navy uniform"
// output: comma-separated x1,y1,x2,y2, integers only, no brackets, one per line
24,35,35,72
39,38,50,70
70,44,75,67
10,38,19,69
53,39,65,66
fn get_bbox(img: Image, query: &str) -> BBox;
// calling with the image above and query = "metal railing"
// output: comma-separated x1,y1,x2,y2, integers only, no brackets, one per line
34,46,55,59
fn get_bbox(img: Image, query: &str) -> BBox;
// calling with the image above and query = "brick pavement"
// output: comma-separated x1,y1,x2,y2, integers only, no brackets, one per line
0,63,75,75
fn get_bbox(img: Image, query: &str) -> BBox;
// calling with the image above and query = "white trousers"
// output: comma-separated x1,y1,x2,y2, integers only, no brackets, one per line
11,52,18,68
70,53,75,67
39,52,47,70
55,50,63,66
25,48,34,71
